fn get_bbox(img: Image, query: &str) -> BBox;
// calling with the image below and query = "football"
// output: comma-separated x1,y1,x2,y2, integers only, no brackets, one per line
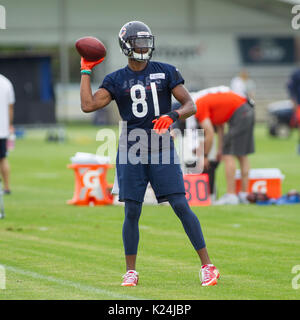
75,36,106,61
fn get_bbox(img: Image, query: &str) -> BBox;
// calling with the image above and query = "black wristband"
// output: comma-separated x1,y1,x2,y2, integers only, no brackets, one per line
166,110,179,122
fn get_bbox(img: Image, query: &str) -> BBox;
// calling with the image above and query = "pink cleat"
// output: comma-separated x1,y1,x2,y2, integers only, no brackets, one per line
121,270,139,287
200,264,220,286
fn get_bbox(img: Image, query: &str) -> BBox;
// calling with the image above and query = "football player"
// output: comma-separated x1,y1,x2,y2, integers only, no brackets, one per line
80,21,219,287
192,86,255,205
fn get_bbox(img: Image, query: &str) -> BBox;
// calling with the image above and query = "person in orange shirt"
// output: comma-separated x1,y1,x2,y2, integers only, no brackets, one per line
193,86,255,205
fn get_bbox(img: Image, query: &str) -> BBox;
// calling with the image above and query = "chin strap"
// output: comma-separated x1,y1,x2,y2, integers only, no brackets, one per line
131,49,152,61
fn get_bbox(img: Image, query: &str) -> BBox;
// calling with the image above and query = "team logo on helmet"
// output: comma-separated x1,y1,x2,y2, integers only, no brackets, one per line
119,27,127,39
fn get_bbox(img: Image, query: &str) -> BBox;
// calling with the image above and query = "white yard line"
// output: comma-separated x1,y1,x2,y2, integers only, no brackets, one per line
4,265,143,300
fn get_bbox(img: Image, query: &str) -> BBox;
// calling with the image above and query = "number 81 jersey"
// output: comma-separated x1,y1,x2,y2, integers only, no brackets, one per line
100,61,184,130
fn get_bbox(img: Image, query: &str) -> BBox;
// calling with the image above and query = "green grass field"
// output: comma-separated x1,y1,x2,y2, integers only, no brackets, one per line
0,123,300,300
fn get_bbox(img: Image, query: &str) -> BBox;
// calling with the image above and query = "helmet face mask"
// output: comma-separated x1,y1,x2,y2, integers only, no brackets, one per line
119,21,155,62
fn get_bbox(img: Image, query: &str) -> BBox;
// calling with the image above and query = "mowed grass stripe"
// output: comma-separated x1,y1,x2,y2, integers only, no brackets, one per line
0,221,297,299
0,229,203,271
2,265,143,300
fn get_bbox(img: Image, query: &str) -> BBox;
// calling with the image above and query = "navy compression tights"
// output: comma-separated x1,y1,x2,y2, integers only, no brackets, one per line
122,194,206,255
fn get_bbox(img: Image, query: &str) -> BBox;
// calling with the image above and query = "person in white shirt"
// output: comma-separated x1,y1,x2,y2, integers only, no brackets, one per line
230,69,256,100
0,74,15,194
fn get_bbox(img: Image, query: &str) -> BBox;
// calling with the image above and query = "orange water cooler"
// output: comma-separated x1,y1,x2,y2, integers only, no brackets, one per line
235,168,285,199
67,153,114,206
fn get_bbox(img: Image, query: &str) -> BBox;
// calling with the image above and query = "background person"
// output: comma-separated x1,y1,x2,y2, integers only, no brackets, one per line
183,109,220,201
230,69,256,101
0,73,15,194
171,97,220,200
193,86,255,205
287,68,300,154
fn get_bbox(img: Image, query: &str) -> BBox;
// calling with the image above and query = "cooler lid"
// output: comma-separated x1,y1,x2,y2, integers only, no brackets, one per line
70,152,110,164
235,168,285,179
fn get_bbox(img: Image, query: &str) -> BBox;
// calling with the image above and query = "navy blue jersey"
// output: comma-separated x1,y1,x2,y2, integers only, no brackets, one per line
100,61,184,130
287,69,300,104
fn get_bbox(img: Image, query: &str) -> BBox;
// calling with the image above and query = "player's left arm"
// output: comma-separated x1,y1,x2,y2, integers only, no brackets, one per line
171,84,196,120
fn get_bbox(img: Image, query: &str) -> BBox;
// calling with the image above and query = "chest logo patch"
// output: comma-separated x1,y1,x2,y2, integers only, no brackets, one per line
150,73,165,80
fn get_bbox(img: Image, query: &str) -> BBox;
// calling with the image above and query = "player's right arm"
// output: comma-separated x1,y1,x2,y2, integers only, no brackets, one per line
80,75,112,113
80,57,112,113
